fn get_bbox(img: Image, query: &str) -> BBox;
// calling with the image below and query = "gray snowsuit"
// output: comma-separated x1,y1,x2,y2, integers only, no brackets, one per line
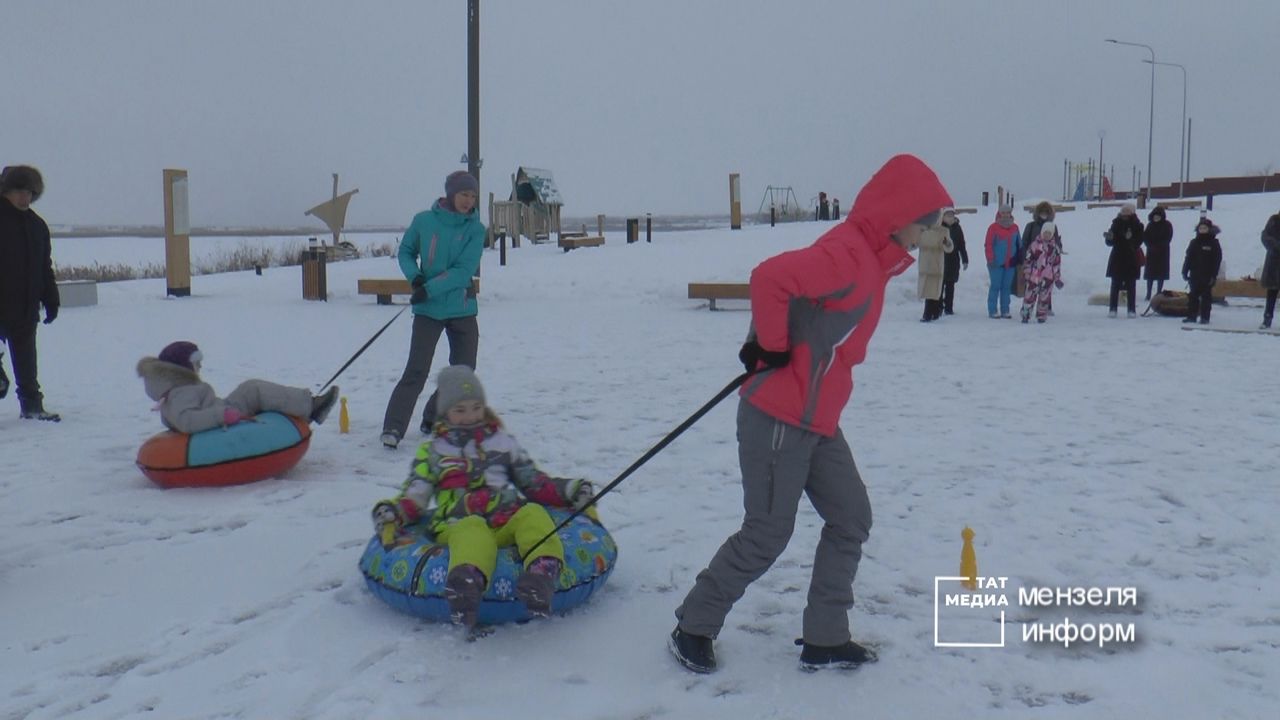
136,357,314,434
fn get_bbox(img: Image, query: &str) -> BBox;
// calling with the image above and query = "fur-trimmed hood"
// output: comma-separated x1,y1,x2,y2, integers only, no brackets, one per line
137,356,202,402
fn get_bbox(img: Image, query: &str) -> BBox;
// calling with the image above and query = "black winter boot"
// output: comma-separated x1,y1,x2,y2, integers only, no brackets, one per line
1262,315,1273,330
669,626,717,673
0,353,8,400
795,638,878,671
310,386,339,424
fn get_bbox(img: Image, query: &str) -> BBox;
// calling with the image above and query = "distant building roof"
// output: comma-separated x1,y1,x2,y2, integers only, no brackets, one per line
515,167,563,205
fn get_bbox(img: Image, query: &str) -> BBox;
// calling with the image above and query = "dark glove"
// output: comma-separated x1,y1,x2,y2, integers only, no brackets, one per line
569,480,596,511
739,340,790,373
962,262,968,271
1183,272,1191,282
43,303,58,324
409,274,427,304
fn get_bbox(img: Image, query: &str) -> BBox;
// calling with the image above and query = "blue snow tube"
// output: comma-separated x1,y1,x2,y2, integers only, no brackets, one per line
359,509,618,624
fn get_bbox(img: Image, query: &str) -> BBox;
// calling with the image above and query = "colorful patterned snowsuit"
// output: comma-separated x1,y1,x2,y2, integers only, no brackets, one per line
374,420,588,585
1020,232,1063,322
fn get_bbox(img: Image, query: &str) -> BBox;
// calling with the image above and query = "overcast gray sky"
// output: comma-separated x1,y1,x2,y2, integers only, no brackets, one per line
5,0,1278,228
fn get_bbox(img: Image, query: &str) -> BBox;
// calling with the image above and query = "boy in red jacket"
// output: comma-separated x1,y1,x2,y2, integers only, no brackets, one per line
670,155,953,673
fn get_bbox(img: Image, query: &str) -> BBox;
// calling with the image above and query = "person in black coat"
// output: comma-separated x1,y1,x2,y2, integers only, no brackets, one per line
940,209,968,314
1104,203,1144,317
1181,217,1223,325
0,165,60,421
1260,212,1280,329
817,191,830,221
1143,206,1174,300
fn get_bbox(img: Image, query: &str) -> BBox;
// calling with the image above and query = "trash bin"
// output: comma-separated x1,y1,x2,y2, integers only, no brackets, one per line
302,239,327,301
626,218,639,244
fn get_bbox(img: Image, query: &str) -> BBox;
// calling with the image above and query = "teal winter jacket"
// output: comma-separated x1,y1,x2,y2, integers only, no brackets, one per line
399,200,485,319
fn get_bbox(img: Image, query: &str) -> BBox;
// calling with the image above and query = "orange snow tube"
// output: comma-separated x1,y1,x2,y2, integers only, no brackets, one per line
136,412,312,488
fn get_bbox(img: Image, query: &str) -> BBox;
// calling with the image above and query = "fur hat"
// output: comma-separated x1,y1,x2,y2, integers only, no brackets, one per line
158,341,202,371
436,365,485,414
1034,200,1055,220
1039,221,1056,238
444,171,478,201
1,165,44,202
1196,217,1218,235
913,209,942,227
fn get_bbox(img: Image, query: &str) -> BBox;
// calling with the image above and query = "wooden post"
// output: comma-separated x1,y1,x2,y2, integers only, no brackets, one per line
729,173,742,230
162,168,191,297
499,228,507,266
330,173,341,246
597,213,605,238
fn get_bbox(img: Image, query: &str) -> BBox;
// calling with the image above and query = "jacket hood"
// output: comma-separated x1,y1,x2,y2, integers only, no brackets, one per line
1034,201,1056,219
847,154,954,241
430,198,480,226
136,356,201,402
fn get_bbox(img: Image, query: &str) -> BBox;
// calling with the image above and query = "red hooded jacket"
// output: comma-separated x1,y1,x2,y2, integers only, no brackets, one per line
740,155,953,436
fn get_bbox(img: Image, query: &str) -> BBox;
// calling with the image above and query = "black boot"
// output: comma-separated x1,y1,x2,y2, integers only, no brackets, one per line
795,638,878,671
0,353,8,400
669,626,717,673
19,397,59,422
1263,315,1273,330
310,386,339,424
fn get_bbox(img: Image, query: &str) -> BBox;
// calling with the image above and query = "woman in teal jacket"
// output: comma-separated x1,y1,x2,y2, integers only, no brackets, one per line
381,171,486,448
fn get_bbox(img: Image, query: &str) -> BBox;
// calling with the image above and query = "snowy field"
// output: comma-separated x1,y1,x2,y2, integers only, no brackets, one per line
2,192,1279,719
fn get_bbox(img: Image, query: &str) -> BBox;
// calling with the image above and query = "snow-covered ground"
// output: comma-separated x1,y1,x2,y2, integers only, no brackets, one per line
3,192,1279,719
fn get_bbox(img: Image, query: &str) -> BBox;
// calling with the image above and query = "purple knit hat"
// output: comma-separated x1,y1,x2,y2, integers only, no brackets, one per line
159,341,202,370
445,171,478,201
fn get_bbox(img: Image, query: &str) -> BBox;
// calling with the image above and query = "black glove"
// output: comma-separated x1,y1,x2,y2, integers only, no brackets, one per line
1183,272,1191,282
739,340,790,373
42,303,58,324
409,274,427,304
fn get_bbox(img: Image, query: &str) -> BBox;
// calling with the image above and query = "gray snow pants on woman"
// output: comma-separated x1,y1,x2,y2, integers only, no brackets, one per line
381,314,479,438
675,399,873,647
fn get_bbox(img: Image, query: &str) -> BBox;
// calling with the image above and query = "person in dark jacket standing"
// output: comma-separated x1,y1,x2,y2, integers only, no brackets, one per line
1259,211,1280,329
1105,203,1144,318
1143,206,1174,300
380,171,485,449
940,209,968,314
0,166,60,421
1181,218,1223,325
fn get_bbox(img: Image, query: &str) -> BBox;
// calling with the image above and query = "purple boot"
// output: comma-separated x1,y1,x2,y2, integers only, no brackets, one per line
516,557,562,618
444,564,486,629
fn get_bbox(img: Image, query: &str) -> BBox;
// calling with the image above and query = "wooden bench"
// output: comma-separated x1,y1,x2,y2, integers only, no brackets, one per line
357,278,412,305
1152,199,1203,210
558,234,604,252
688,282,750,310
1215,278,1268,299
1085,201,1128,209
1021,203,1076,213
357,277,482,305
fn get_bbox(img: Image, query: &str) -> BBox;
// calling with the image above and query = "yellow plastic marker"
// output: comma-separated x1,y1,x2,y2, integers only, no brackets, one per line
339,396,350,434
960,526,977,590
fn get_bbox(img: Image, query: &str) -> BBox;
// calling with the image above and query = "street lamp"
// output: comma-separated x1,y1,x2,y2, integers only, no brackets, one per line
1106,39,1155,201
1144,59,1187,198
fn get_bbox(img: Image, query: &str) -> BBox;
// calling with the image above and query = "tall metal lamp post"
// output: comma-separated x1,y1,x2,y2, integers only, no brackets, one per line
1106,39,1155,200
1144,59,1187,198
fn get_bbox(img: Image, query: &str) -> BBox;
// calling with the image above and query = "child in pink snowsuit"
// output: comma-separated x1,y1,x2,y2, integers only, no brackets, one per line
1020,222,1064,323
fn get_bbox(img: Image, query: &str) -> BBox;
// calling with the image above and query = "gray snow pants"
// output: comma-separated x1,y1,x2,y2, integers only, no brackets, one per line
675,399,873,646
381,314,479,437
225,379,314,418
